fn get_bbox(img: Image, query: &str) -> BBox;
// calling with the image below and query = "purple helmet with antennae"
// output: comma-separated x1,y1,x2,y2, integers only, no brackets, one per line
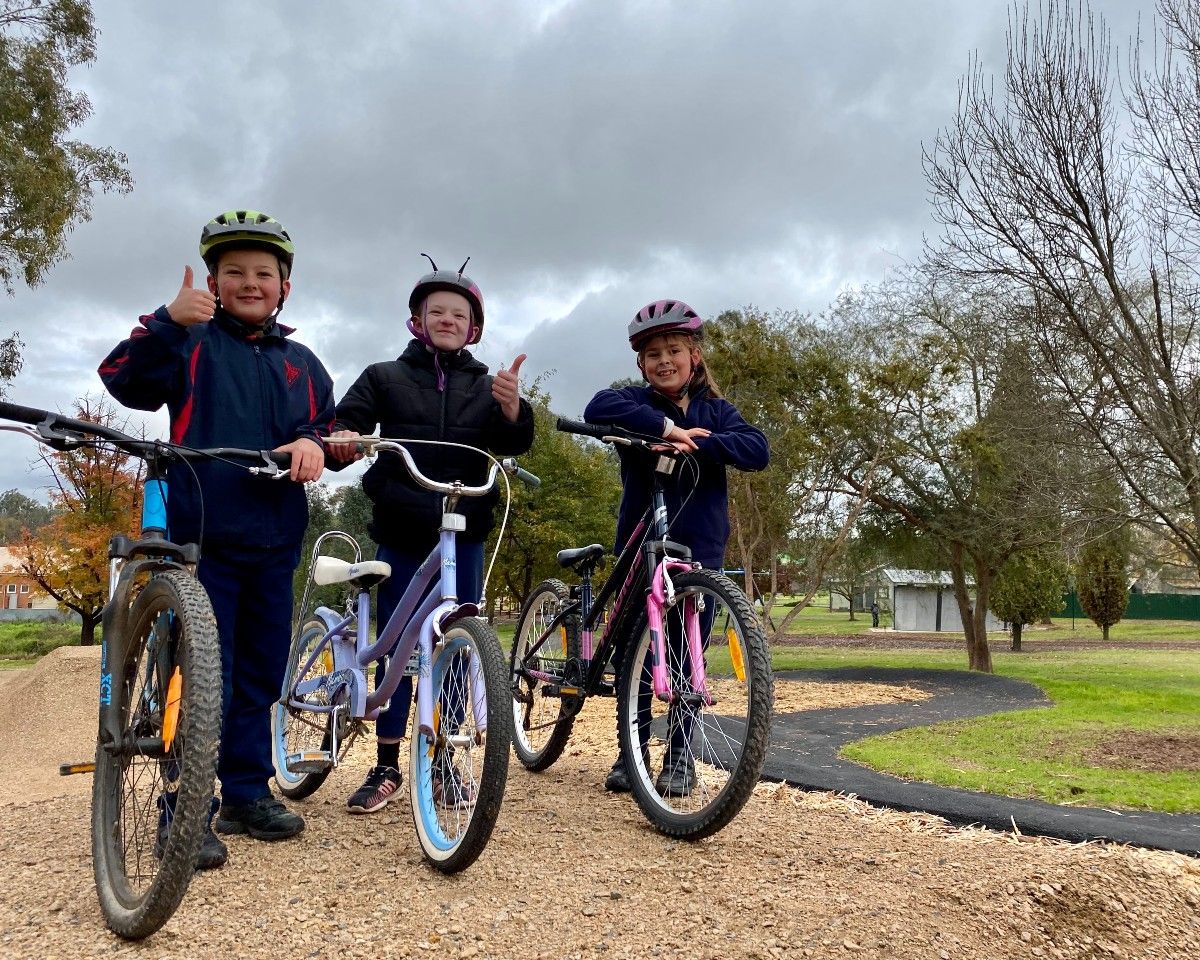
408,254,485,345
627,300,703,351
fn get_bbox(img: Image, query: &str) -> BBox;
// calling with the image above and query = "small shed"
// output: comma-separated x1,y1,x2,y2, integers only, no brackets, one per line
870,568,1004,633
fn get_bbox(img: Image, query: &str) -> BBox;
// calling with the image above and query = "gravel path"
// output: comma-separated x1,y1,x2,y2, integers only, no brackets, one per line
1,648,1197,959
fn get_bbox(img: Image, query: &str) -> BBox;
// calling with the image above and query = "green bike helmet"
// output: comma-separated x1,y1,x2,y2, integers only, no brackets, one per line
199,210,295,277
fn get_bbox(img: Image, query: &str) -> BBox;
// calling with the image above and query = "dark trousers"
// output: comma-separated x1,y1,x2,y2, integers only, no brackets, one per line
197,543,299,807
372,539,484,741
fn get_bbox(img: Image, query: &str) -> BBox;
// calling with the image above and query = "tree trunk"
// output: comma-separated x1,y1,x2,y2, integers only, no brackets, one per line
1102,623,1110,642
1011,620,1023,652
79,612,99,647
848,579,857,621
948,547,993,673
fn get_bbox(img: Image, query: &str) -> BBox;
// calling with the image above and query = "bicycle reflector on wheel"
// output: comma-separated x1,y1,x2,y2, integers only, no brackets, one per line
727,628,746,682
162,666,184,750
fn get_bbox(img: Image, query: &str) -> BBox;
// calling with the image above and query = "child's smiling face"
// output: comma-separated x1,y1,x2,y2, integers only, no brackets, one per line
639,333,700,396
209,250,288,325
413,290,473,351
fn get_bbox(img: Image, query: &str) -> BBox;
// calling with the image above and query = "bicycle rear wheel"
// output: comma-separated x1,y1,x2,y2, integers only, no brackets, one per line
510,579,580,771
410,618,511,872
272,619,340,800
617,569,773,840
92,570,221,940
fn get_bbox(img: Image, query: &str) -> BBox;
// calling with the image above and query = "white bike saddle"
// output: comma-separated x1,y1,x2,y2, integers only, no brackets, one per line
312,556,392,587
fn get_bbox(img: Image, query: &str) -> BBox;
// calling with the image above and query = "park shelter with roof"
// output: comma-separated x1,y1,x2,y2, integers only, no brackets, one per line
867,567,1004,633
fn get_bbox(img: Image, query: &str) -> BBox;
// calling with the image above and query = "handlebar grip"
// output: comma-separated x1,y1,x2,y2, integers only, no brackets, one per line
0,400,53,426
556,417,615,440
515,465,541,488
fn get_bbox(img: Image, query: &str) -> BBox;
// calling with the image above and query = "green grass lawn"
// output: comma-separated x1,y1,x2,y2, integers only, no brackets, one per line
0,621,82,662
772,644,1200,813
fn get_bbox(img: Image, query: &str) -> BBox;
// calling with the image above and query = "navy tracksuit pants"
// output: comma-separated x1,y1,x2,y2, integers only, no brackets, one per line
197,543,299,807
372,539,484,742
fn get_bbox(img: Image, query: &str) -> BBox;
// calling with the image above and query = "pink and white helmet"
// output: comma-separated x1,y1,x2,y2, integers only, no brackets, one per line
627,300,703,351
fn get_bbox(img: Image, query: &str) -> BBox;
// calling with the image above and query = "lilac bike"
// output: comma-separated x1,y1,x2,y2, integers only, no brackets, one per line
510,419,774,839
272,437,537,872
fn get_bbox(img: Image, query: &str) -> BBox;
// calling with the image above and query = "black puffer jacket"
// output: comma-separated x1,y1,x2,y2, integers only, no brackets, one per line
332,340,534,547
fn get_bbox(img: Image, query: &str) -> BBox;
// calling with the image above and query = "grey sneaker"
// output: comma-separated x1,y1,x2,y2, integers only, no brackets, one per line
346,765,402,814
215,795,305,840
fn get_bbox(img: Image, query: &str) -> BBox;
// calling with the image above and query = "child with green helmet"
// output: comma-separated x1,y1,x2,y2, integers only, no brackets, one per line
99,210,336,867
326,256,534,813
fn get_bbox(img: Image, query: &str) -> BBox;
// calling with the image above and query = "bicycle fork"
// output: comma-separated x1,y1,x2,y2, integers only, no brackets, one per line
645,558,713,705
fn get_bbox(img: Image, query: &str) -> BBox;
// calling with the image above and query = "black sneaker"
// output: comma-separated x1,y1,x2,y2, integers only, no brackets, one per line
155,821,229,870
604,756,631,793
215,795,305,840
346,765,402,814
655,753,696,797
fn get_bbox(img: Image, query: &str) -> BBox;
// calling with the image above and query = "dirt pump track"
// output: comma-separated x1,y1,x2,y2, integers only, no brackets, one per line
0,647,1197,959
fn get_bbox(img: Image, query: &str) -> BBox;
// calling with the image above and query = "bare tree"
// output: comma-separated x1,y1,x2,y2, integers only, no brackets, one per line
925,0,1200,573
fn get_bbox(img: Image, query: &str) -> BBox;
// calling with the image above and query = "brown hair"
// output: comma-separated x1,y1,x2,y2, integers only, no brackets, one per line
636,331,722,398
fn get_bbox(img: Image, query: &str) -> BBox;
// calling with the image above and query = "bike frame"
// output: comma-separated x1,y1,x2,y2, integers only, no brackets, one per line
287,514,486,744
521,453,709,704
283,438,528,756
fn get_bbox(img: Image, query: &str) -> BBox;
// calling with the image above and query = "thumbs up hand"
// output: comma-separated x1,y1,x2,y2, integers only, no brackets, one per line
492,353,526,423
165,265,217,326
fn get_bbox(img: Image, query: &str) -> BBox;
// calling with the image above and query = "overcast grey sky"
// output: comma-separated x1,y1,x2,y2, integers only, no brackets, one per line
0,0,1145,497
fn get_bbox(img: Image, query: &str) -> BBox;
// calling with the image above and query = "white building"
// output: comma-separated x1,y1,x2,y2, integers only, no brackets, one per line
867,568,1004,633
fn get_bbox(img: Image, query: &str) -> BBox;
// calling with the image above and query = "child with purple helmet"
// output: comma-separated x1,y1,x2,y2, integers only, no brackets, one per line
584,300,768,794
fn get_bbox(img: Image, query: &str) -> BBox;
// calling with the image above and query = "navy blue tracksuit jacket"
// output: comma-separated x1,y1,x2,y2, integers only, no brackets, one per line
99,305,336,806
583,383,769,569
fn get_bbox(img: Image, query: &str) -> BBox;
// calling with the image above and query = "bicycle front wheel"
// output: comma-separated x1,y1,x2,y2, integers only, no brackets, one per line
617,569,773,840
272,620,338,800
410,618,511,873
92,570,221,940
510,579,579,771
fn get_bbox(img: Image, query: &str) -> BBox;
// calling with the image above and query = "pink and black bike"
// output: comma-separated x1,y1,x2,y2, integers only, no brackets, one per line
509,418,774,839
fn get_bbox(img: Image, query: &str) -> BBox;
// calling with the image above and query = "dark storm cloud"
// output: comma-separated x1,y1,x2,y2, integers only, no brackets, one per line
0,0,1147,495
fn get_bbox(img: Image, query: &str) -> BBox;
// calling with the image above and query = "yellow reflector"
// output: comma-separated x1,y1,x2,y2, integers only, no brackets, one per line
163,666,183,749
319,648,333,673
559,626,567,650
727,628,745,682
428,703,441,758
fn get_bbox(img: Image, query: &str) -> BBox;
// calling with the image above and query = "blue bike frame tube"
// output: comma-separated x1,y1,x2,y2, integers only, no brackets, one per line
365,580,441,717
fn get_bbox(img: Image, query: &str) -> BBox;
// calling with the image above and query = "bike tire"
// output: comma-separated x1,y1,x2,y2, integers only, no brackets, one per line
509,579,580,771
616,569,773,840
410,618,512,873
272,620,337,801
92,570,221,940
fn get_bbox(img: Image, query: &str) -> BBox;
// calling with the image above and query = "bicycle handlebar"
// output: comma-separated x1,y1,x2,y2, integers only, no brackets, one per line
324,435,541,494
556,417,676,455
0,400,292,475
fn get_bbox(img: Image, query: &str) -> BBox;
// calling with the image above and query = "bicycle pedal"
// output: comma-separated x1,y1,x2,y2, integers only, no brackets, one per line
285,749,334,773
59,761,96,776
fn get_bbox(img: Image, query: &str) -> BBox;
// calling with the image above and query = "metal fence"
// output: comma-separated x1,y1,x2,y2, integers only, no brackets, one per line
1061,591,1200,621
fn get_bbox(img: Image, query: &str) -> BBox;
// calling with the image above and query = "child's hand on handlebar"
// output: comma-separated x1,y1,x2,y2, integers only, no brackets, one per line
275,436,325,482
325,429,365,464
664,424,710,452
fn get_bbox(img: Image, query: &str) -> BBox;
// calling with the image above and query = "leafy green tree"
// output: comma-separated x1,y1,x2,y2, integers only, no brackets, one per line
0,487,54,543
1,0,132,293
484,383,621,614
990,545,1068,651
1077,532,1130,642
804,285,1073,672
294,481,377,615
